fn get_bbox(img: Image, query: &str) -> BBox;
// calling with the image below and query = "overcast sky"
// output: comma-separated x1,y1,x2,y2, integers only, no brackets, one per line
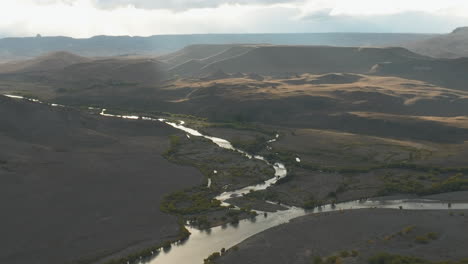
1,0,468,38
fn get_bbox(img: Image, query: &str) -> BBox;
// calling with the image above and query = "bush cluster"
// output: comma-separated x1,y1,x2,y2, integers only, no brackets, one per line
160,188,222,215
368,253,468,264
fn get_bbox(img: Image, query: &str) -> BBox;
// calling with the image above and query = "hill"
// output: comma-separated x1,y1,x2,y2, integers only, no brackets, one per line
406,27,468,58
57,57,169,84
167,45,258,76
371,57,468,91
0,33,436,62
0,95,203,264
0,54,170,92
198,46,428,75
159,44,256,67
0,51,91,73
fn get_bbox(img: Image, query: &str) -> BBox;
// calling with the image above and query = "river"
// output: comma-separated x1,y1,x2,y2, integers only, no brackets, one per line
4,94,468,264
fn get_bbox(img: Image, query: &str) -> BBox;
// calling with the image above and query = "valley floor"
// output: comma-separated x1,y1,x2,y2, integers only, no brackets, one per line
217,192,468,264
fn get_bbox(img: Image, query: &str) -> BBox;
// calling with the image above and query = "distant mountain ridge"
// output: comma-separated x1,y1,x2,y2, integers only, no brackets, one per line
405,26,468,58
2,43,468,93
452,27,468,34
0,33,436,62
165,45,429,76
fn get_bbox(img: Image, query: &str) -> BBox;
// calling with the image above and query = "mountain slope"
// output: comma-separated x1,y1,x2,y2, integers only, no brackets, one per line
159,44,248,66
58,58,169,84
371,57,468,91
199,46,428,75
167,45,258,76
406,27,468,58
0,95,203,264
0,51,91,73
0,54,170,90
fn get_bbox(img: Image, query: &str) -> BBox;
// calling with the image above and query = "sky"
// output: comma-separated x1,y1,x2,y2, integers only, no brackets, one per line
1,0,468,38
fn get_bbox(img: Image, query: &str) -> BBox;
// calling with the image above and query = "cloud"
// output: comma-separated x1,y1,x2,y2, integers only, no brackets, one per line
93,0,294,11
295,10,468,33
0,0,468,38
299,8,333,21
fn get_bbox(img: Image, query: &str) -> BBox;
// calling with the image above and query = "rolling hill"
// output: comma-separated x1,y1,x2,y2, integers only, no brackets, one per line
0,51,91,73
164,45,468,91
166,44,258,76
57,57,169,84
0,95,203,264
371,57,468,91
159,44,256,67
0,53,170,89
197,46,429,76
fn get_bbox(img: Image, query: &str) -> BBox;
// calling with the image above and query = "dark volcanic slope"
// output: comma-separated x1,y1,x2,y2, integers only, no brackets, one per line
0,96,203,264
219,207,468,264
166,45,257,76
159,44,252,67
371,57,468,91
199,46,428,75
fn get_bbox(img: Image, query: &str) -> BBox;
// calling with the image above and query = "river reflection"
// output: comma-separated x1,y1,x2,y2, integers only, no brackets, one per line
3,94,467,264
147,199,468,264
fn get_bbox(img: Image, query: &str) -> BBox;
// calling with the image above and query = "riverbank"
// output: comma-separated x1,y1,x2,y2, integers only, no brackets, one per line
3,94,468,264
217,198,468,264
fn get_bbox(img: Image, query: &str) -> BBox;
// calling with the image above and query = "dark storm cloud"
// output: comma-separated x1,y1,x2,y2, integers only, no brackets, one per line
93,0,294,10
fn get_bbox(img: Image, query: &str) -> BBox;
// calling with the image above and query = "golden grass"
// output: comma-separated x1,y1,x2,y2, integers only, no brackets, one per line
171,74,468,102
351,112,468,129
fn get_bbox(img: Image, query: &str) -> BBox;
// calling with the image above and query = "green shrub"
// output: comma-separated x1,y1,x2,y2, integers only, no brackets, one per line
421,174,468,195
231,135,268,154
164,135,181,156
427,232,439,240
414,232,438,244
325,256,343,264
368,253,428,264
415,236,430,244
303,196,323,209
204,252,221,264
313,256,323,264
400,226,415,235
160,188,222,216
161,241,172,250
368,253,468,264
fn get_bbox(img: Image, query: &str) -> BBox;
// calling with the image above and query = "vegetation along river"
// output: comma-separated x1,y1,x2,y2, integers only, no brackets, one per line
5,94,468,264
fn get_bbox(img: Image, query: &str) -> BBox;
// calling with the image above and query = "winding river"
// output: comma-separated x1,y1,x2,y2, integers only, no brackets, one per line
4,95,468,264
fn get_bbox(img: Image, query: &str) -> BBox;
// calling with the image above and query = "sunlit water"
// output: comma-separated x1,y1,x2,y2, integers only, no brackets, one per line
98,110,468,264
151,117,289,205
4,95,468,264
147,199,468,264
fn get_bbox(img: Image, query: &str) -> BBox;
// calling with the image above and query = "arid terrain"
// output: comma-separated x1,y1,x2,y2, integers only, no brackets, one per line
0,95,205,264
218,204,468,264
1,34,468,264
